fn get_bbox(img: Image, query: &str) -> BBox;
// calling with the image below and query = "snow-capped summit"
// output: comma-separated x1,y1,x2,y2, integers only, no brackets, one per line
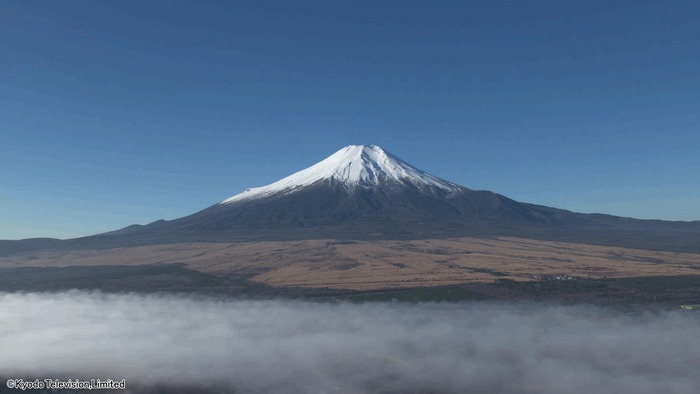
52,144,700,254
220,145,461,205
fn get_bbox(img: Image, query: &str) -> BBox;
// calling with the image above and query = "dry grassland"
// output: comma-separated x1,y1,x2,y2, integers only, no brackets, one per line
2,237,699,290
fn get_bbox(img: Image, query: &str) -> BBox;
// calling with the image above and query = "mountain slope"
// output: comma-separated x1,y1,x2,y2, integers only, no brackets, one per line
113,145,576,239
1,145,699,255
82,145,700,253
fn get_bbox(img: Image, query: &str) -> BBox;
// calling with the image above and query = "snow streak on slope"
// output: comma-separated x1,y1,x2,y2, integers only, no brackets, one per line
220,145,461,204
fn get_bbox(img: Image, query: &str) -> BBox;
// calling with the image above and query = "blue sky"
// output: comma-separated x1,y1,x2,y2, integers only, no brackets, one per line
1,0,699,240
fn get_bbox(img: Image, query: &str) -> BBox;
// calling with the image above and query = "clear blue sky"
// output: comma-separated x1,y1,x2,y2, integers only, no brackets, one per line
1,0,699,240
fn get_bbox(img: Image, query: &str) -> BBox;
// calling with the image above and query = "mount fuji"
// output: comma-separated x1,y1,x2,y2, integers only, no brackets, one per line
100,144,574,242
2,145,700,255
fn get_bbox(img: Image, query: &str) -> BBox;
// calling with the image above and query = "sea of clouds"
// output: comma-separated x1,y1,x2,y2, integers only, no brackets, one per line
1,291,699,393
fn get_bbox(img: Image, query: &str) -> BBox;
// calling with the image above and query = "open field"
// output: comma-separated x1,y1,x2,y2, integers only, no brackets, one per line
2,263,700,307
2,236,699,291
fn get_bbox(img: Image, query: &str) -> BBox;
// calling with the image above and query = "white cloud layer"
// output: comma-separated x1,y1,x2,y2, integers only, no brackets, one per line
1,291,699,393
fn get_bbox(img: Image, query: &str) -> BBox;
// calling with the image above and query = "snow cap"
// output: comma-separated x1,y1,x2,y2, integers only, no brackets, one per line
220,145,460,204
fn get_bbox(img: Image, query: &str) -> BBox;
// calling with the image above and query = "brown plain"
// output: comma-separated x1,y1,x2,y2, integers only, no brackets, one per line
2,237,700,291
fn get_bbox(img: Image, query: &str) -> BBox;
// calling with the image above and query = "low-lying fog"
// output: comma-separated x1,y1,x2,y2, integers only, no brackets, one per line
1,291,699,394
